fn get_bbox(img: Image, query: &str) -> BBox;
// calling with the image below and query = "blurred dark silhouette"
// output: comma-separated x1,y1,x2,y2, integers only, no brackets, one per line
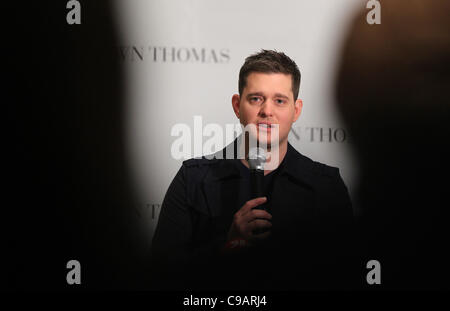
335,0,450,289
5,2,148,290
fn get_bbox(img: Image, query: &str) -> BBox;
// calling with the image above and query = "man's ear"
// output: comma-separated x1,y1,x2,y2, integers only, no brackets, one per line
232,94,241,119
293,99,303,122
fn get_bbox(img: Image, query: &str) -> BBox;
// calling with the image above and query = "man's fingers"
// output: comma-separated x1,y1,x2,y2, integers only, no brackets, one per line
231,197,271,241
248,219,272,231
250,209,272,221
238,197,267,217
240,209,272,224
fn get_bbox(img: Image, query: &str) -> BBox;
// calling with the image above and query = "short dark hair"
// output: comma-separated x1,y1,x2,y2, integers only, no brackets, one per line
238,49,301,100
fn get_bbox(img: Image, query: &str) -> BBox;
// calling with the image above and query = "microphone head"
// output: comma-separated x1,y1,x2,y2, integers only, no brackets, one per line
247,147,266,170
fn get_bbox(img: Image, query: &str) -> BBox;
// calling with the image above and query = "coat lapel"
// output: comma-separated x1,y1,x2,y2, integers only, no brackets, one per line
200,160,249,238
267,143,319,238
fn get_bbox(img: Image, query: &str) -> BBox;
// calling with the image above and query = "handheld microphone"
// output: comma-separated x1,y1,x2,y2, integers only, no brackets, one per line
248,147,266,210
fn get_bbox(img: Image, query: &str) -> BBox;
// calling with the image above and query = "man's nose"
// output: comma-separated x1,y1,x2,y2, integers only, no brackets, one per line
258,100,274,117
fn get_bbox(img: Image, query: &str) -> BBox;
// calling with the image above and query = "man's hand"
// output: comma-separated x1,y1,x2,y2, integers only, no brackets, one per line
227,197,272,245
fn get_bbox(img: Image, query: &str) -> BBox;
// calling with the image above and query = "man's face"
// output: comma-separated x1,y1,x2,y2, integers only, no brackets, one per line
232,72,302,150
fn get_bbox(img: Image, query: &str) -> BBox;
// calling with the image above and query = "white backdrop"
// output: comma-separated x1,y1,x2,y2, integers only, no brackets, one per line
113,0,364,246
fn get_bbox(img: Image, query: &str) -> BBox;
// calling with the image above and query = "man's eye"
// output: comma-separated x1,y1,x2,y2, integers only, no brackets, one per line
276,99,286,104
250,97,262,102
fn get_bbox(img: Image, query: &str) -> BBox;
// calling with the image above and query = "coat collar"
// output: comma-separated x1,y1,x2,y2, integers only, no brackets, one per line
281,142,316,187
203,138,315,189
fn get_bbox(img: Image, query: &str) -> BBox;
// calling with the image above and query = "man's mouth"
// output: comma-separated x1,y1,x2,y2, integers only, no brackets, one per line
257,123,274,134
257,122,273,128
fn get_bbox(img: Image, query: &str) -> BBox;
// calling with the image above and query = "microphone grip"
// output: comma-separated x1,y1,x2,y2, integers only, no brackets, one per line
250,169,265,210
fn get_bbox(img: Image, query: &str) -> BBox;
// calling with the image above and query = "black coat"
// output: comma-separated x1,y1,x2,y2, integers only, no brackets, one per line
151,139,358,290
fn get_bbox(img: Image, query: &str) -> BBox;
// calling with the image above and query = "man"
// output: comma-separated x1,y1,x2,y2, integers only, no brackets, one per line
151,50,356,290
